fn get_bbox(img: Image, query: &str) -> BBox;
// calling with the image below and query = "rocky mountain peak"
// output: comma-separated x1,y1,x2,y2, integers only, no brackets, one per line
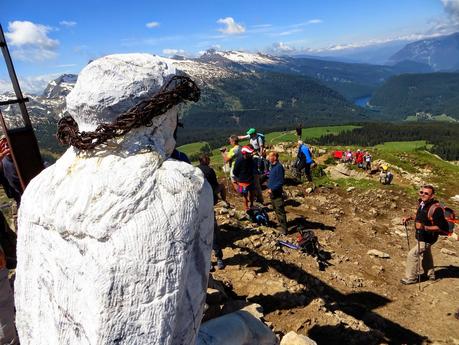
42,74,78,99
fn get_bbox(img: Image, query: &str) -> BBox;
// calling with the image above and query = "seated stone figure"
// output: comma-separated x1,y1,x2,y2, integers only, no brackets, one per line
15,54,214,345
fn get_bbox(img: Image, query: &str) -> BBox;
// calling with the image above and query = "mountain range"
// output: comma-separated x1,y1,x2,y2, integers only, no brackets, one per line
1,31,458,148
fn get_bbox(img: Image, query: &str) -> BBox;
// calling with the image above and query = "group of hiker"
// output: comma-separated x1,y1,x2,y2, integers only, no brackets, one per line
334,148,372,170
193,127,456,289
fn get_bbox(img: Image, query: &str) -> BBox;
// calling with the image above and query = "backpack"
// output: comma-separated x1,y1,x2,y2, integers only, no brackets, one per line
256,133,265,147
427,202,457,236
247,207,269,226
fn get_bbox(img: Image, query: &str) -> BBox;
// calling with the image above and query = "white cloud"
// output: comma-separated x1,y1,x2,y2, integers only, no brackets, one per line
217,17,245,35
146,21,160,29
162,48,186,56
0,73,61,95
251,24,272,28
442,0,459,19
273,28,303,37
5,21,59,61
271,42,296,53
59,20,77,27
307,19,323,24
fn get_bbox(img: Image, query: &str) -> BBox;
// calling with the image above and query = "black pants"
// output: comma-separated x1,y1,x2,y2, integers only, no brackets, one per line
213,215,223,259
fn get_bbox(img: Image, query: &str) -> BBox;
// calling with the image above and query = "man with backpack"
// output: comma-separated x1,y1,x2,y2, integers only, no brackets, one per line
239,129,267,203
238,128,265,157
295,140,314,182
401,185,450,284
232,146,256,211
267,151,288,235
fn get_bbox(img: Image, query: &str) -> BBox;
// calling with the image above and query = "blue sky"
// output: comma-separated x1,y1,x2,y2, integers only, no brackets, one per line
1,0,458,93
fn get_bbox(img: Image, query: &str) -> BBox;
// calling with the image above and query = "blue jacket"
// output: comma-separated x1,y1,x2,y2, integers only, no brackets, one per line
268,162,284,192
299,144,313,164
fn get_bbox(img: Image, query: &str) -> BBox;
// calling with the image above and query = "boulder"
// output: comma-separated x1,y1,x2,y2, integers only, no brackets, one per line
367,249,390,259
280,331,317,345
15,54,214,345
440,248,456,256
197,310,277,345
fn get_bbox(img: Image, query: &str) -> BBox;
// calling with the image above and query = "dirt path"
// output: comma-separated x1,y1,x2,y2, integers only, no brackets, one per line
211,175,459,344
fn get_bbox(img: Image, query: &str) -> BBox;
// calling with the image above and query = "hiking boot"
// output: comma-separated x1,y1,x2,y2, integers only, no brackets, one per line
216,258,225,270
428,275,436,281
400,277,418,285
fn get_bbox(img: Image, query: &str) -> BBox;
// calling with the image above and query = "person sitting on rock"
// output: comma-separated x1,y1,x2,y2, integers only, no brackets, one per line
267,151,288,235
401,185,449,284
379,165,393,185
232,146,256,211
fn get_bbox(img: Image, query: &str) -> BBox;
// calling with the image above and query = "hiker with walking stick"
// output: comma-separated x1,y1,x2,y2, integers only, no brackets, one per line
400,185,449,285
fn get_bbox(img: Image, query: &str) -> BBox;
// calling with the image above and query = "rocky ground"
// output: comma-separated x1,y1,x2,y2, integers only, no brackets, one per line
206,155,459,345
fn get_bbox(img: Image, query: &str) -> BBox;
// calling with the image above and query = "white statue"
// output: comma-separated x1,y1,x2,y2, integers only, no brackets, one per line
15,54,214,345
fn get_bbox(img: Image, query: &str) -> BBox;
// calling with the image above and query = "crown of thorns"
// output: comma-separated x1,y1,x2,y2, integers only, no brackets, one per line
56,75,200,150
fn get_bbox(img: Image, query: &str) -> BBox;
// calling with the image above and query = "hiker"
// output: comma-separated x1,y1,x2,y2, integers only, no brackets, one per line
0,138,21,205
364,151,372,170
250,147,265,204
267,151,288,235
355,149,364,168
0,211,19,345
401,185,449,284
197,154,228,206
197,154,226,270
238,128,265,157
221,135,242,193
379,165,393,185
345,149,352,163
296,140,314,182
232,146,256,211
170,148,191,164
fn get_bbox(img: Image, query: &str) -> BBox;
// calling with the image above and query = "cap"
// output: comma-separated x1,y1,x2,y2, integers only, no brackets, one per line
241,146,254,154
246,128,256,135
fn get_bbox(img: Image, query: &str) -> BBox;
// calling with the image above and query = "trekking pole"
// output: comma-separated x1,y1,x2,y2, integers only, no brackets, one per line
404,223,411,250
417,239,421,290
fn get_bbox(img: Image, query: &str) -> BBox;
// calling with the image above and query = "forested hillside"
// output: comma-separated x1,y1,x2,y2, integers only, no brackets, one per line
370,73,459,120
178,70,368,145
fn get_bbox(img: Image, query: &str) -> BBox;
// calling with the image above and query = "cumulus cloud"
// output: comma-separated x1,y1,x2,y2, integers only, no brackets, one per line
271,42,296,53
146,21,160,28
442,0,459,20
217,17,245,35
5,21,59,61
59,20,77,27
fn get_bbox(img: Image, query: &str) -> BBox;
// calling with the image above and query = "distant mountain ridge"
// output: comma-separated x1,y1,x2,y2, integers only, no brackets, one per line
0,49,438,147
388,32,459,71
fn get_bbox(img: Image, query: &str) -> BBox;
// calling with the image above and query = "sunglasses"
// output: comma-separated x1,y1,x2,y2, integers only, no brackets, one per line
419,191,432,196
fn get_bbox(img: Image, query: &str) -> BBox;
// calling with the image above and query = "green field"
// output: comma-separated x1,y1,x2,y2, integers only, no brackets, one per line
374,140,430,152
177,141,210,156
266,125,360,144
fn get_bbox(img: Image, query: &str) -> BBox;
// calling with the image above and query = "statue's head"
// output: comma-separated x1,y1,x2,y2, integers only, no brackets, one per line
65,53,179,155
